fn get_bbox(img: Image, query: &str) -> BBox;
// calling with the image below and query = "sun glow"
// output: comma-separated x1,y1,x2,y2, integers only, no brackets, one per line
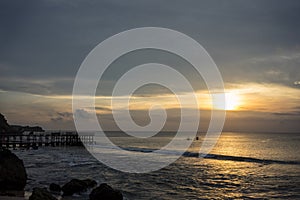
224,93,241,110
212,92,241,111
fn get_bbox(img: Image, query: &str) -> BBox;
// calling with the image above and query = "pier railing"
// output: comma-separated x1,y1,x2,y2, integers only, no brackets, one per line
0,132,94,149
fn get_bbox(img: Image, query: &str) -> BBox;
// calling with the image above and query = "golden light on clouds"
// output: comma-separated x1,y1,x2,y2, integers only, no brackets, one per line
230,83,300,113
1,82,299,129
91,82,299,113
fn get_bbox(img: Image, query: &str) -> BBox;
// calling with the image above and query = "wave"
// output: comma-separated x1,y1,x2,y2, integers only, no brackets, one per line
69,161,97,167
89,144,300,165
198,154,300,165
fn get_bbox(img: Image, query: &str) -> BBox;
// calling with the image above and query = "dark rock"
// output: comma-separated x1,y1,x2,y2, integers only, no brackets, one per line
0,190,24,197
49,183,61,192
61,178,97,196
29,188,57,200
62,179,87,196
89,183,123,200
0,149,27,192
83,179,97,188
0,113,10,133
32,143,38,150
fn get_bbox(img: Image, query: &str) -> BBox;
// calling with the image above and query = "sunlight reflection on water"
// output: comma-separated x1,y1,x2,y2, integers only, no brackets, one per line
14,132,300,199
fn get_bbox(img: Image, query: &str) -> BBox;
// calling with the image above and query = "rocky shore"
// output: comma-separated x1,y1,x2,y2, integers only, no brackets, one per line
0,148,27,196
0,148,123,200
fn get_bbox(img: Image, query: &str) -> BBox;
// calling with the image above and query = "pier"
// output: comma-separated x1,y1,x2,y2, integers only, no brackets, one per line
0,132,94,149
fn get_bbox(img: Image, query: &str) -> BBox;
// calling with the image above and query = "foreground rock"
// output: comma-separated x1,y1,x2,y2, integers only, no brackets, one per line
0,149,27,195
0,196,26,200
89,183,123,200
83,179,97,188
49,183,61,192
62,179,97,196
29,188,57,200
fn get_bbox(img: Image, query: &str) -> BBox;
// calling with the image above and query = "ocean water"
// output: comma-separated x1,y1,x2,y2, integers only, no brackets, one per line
13,132,300,199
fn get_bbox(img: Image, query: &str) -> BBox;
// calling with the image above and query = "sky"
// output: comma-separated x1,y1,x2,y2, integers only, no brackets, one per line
0,0,299,132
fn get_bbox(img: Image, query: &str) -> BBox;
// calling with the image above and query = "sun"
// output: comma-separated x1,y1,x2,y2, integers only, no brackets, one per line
224,93,240,110
212,92,241,111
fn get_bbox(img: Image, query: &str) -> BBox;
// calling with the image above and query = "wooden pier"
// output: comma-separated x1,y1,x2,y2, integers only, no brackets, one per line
0,132,94,149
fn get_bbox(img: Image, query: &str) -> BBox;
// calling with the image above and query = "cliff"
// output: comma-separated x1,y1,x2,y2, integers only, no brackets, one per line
0,113,44,134
0,113,10,133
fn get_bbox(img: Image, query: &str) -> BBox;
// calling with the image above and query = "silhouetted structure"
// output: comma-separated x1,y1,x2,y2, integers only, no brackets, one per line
0,113,45,134
0,132,94,149
0,113,93,149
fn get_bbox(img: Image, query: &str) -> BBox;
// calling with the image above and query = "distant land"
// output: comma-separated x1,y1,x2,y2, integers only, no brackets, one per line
0,113,44,134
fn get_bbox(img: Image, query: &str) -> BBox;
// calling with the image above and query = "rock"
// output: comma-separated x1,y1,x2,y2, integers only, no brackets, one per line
61,179,87,196
29,188,57,200
89,183,123,200
32,144,38,150
0,190,24,197
0,113,10,133
61,178,97,196
82,179,97,188
0,149,27,192
49,183,61,192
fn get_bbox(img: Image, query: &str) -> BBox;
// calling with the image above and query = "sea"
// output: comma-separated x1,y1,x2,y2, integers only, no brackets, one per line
13,132,300,200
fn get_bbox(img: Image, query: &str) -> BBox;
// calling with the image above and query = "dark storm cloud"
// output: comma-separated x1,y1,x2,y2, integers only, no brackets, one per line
0,0,300,95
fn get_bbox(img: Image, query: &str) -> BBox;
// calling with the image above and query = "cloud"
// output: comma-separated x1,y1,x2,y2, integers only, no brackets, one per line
50,116,64,122
220,51,300,88
57,111,73,118
0,77,74,95
74,109,93,119
1,0,300,82
272,112,300,116
94,107,111,111
50,112,73,122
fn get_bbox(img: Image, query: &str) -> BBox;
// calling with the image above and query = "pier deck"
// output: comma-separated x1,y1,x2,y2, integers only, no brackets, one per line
0,132,94,149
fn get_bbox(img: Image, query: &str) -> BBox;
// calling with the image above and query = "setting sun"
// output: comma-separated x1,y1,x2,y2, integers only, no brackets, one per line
212,92,241,111
224,92,241,110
